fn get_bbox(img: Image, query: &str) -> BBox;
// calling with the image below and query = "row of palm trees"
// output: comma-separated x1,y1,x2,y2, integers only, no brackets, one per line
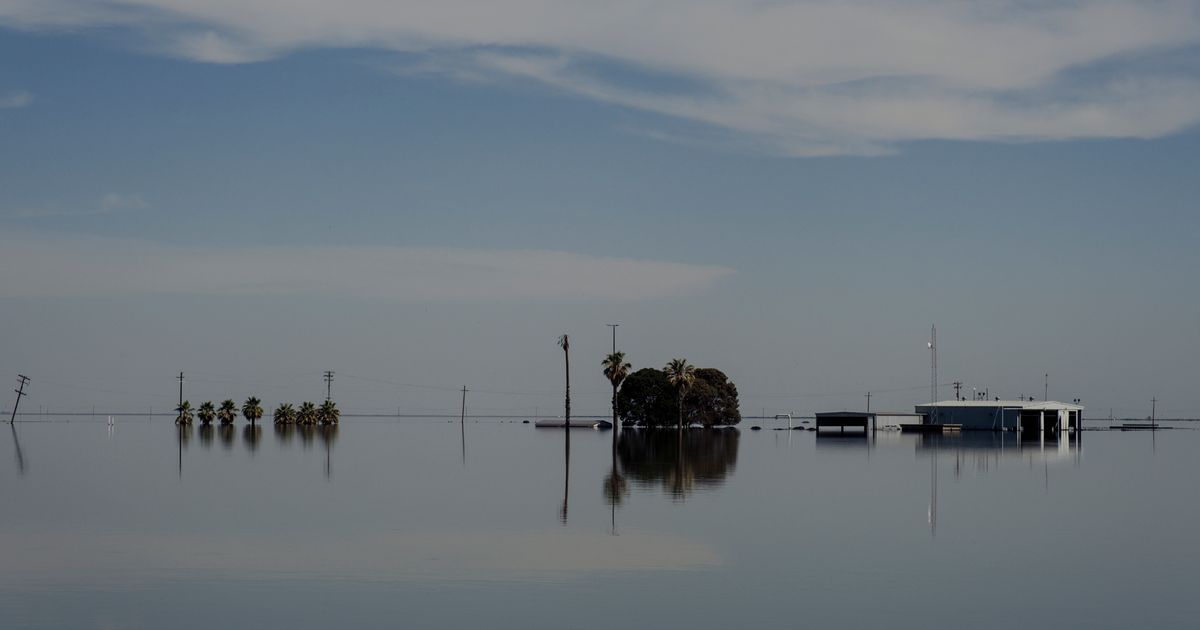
175,397,339,426
176,397,262,425
600,350,695,431
272,400,340,426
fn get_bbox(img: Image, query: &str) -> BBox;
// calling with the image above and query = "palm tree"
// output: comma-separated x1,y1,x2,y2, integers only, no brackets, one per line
175,400,193,425
298,401,317,426
273,403,295,425
242,396,263,425
664,358,696,432
319,399,340,425
602,351,632,437
217,399,237,425
197,401,216,425
558,335,571,429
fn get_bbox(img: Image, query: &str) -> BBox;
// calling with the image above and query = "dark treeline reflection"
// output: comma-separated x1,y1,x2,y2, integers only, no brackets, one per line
615,429,740,499
178,423,338,452
273,423,339,450
176,422,339,478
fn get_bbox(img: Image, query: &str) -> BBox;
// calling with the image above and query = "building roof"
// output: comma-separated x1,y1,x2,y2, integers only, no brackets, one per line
914,400,1084,411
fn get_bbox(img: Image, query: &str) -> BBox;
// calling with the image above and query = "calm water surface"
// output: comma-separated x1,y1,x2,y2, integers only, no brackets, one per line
2,419,1197,629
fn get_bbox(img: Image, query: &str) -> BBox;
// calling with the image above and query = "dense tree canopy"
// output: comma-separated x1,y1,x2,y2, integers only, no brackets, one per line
617,367,741,427
684,368,742,428
617,368,677,427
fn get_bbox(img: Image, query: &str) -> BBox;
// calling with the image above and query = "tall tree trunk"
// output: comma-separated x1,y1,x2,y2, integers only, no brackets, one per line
678,391,683,432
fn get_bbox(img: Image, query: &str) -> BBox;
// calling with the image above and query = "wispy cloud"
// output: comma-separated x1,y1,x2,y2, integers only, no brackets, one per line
0,231,735,300
5,193,149,218
0,89,33,108
99,192,148,212
3,1,1200,154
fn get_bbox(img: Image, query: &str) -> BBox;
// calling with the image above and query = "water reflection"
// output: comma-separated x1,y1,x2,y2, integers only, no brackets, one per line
813,432,871,451
616,429,740,499
243,424,262,453
10,422,26,476
274,422,295,445
198,424,214,448
560,426,570,525
218,424,236,450
603,448,628,536
317,425,338,479
176,424,192,476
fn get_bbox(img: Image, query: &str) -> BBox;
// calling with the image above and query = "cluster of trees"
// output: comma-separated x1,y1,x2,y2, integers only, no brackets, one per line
271,401,340,426
175,397,261,425
174,397,340,426
599,351,741,429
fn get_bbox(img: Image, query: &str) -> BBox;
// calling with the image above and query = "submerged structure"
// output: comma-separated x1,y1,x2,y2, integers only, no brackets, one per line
913,400,1083,432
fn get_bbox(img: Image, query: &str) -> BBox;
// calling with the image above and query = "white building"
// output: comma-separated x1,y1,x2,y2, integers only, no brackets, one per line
913,400,1083,432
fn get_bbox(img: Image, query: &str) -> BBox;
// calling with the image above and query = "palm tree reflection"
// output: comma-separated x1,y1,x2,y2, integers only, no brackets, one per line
218,424,236,450
198,424,214,448
243,424,262,453
274,422,294,445
603,448,628,535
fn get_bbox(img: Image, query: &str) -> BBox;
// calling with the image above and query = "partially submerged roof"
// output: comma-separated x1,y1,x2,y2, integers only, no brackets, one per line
914,400,1084,411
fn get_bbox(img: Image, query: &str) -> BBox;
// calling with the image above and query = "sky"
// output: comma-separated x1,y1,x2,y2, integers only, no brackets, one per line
1,1,1198,419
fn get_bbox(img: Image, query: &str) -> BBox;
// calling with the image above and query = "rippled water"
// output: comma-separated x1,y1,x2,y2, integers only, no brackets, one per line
2,419,1197,629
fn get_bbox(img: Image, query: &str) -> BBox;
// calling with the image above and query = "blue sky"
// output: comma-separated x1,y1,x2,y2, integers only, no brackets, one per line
1,2,1198,418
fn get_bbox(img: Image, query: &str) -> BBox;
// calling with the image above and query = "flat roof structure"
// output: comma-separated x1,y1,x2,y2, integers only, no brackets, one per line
914,400,1084,432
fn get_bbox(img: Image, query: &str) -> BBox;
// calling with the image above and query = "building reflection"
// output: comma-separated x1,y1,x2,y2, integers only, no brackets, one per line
616,429,740,499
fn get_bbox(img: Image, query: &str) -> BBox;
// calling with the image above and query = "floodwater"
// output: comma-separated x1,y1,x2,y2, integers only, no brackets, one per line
2,418,1197,629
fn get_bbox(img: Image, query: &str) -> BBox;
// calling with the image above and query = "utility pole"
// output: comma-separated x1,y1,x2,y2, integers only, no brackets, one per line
323,370,335,401
460,385,468,464
10,374,29,424
953,381,962,401
865,391,872,413
1044,373,1049,401
606,324,619,354
177,371,184,415
1151,397,1156,429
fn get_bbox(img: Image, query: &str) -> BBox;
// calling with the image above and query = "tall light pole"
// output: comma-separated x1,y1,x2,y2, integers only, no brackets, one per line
928,325,937,404
606,324,619,353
